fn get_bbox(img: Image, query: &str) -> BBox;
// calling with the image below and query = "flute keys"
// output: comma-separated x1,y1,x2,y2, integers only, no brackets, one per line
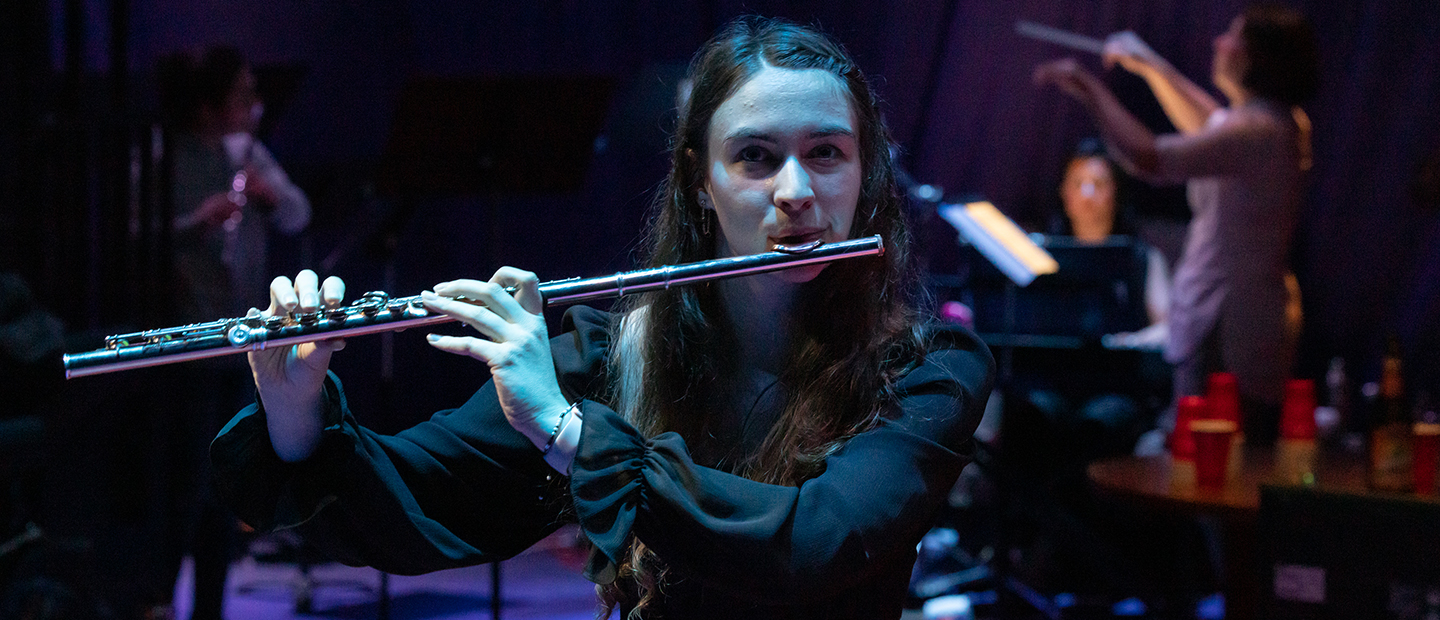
355,291,389,316
226,323,259,347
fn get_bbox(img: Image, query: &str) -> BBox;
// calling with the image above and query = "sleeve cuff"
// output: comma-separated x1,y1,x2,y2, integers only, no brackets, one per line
542,401,585,475
211,372,356,532
568,405,650,584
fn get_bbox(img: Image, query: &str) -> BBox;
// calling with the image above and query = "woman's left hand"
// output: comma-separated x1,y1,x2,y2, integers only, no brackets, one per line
1033,57,1102,104
422,267,570,449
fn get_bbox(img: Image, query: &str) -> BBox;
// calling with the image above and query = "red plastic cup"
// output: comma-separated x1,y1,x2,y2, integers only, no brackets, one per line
1170,396,1208,461
1281,379,1317,440
1206,372,1243,432
1191,419,1238,489
1414,423,1440,495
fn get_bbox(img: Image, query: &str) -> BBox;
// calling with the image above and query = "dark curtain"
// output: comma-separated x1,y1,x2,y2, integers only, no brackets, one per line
7,0,1438,388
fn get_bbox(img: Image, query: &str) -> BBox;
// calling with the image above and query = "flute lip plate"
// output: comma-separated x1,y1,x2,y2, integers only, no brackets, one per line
772,239,824,254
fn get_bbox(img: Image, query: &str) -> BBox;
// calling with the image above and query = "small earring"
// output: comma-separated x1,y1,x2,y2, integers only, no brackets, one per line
697,192,712,236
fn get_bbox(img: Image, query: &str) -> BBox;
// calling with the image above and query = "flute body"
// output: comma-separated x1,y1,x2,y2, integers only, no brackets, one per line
63,235,884,378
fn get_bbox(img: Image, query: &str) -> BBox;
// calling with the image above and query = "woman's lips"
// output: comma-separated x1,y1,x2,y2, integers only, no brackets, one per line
771,230,826,246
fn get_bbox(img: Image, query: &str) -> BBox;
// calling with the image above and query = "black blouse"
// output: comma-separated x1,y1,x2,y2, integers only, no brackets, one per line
211,306,993,619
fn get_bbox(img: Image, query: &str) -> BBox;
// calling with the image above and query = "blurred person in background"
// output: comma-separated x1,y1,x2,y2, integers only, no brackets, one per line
1035,4,1318,445
152,45,311,620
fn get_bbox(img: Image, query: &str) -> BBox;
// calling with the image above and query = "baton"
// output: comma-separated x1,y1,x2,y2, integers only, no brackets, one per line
1015,20,1105,55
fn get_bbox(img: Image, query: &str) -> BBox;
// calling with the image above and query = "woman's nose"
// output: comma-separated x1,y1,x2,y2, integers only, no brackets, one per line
774,157,815,215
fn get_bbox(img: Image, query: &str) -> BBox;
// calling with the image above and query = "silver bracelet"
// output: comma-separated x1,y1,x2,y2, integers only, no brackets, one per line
541,402,581,455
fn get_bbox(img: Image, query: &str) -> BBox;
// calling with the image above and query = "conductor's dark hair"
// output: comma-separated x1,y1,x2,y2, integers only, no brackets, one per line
1240,4,1320,105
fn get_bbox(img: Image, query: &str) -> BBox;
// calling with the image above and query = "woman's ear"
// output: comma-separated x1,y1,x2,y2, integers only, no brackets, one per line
698,190,714,210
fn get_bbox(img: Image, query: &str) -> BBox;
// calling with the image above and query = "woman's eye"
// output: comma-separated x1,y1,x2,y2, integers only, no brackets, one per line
811,144,842,160
738,146,770,163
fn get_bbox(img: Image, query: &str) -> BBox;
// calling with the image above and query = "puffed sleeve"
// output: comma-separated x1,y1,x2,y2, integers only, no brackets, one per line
569,327,994,602
210,306,614,575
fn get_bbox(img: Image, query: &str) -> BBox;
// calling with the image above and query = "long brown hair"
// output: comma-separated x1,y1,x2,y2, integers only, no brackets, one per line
600,16,928,616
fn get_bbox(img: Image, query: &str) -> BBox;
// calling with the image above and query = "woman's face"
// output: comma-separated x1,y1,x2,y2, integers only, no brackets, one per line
703,64,862,283
215,68,261,135
1212,16,1248,97
1061,157,1117,240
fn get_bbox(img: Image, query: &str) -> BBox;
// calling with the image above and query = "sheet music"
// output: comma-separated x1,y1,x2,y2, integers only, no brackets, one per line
939,201,1057,286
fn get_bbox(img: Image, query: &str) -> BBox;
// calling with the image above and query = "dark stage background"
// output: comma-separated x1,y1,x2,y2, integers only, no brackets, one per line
1,0,1438,427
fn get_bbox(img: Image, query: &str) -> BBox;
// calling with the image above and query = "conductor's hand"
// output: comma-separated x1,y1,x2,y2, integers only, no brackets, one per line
423,268,570,452
1033,58,1103,103
1102,31,1163,76
249,269,347,462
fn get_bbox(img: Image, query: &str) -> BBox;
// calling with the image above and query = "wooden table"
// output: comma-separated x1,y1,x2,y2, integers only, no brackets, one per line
1086,446,1372,620
1087,446,1373,514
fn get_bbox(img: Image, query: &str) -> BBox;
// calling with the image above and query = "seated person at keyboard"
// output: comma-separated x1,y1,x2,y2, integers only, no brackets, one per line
1048,139,1170,351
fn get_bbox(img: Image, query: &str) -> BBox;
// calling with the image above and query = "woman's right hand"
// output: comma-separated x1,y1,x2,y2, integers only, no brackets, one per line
248,269,347,462
1102,31,1163,76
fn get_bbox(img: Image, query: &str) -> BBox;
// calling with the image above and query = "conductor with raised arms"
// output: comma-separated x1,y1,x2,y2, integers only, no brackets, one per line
210,17,993,618
1034,4,1318,444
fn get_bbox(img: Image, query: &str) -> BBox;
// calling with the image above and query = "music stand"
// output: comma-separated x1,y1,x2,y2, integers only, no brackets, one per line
962,237,1150,342
341,75,613,620
947,231,1159,619
938,201,1057,287
937,201,1057,380
924,201,1064,618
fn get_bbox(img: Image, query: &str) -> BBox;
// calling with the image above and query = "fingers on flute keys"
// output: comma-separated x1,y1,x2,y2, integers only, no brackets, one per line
424,282,512,343
491,267,542,315
425,268,542,342
266,270,346,317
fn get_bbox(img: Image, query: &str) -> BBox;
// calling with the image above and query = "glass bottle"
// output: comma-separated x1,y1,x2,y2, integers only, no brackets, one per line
1368,340,1413,492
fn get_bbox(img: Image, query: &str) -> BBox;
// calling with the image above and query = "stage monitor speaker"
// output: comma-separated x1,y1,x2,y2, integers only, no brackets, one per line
1258,485,1440,620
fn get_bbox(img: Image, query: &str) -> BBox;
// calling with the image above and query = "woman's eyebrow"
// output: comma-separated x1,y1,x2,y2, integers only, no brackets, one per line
809,125,855,139
724,128,776,143
724,125,855,143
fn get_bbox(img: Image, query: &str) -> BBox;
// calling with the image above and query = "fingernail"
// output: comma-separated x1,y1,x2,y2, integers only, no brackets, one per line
421,291,438,301
426,334,440,342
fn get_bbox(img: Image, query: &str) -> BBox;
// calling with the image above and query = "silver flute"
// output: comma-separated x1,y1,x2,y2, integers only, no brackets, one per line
63,235,885,378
